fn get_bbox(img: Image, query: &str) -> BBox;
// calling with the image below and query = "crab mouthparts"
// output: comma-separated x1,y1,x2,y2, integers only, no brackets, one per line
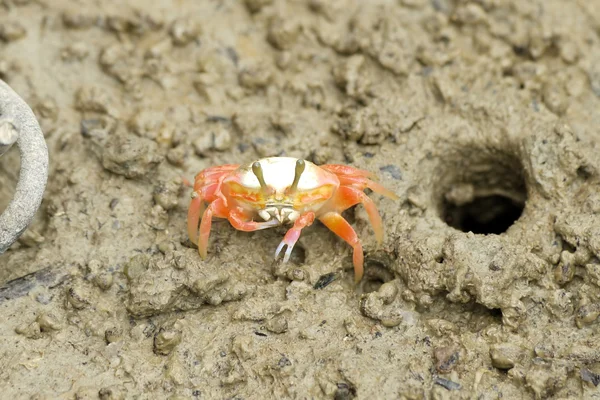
259,206,300,224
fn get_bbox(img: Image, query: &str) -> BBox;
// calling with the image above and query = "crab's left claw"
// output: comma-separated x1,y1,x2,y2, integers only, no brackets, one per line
275,230,299,263
275,212,315,264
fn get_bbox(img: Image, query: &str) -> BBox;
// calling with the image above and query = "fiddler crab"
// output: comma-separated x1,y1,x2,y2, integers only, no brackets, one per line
187,157,398,282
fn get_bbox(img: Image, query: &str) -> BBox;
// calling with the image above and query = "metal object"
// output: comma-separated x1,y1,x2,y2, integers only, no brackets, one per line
0,80,49,254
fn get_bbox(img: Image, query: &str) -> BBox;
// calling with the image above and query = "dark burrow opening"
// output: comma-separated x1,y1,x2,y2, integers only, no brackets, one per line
437,148,527,235
443,194,525,234
360,260,394,293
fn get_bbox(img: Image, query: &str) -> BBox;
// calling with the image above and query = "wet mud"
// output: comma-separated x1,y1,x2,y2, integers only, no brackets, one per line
1,0,600,398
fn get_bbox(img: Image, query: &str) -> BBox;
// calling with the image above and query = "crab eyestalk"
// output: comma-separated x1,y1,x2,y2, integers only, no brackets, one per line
252,161,269,192
288,159,305,194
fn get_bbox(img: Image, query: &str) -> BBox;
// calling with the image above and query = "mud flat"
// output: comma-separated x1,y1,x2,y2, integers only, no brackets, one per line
1,0,600,398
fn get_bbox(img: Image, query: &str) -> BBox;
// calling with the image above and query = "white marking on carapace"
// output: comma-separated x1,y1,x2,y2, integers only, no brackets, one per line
238,157,330,194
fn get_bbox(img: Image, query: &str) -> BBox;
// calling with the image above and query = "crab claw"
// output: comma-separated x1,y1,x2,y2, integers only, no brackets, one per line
274,212,315,264
275,228,301,263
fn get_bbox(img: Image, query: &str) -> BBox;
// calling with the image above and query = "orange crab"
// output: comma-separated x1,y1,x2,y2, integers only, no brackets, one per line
187,157,398,282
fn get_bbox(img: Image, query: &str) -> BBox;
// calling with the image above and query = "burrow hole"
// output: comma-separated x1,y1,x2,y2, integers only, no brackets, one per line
437,148,527,235
360,260,394,293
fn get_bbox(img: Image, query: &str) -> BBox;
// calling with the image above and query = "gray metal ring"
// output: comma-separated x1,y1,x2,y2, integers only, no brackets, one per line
0,79,49,254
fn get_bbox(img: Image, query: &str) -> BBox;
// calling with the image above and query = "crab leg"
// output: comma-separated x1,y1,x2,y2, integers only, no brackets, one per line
336,175,399,200
275,211,315,263
331,186,384,244
321,164,398,200
319,212,364,283
194,164,238,186
320,164,375,178
187,193,206,244
187,182,220,244
197,198,227,259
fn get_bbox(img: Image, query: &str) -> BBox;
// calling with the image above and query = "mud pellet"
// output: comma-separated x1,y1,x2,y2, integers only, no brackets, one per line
266,315,288,334
534,344,554,359
267,18,300,50
154,329,182,355
244,0,273,13
434,345,460,373
169,18,200,46
380,314,403,328
334,382,356,400
288,268,305,281
98,385,126,400
15,321,42,339
0,21,27,42
37,313,62,332
94,272,113,291
105,327,123,344
377,281,398,305
575,302,600,328
66,287,90,309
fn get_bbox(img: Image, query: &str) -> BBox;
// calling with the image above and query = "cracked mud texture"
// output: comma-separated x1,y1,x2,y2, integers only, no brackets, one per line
1,0,600,398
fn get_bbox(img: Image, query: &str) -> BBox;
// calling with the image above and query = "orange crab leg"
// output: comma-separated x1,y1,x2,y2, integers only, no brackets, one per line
275,212,316,263
335,175,399,200
319,212,364,283
187,182,220,243
321,164,398,200
194,164,239,190
197,198,231,259
320,164,375,178
187,194,205,244
331,186,384,244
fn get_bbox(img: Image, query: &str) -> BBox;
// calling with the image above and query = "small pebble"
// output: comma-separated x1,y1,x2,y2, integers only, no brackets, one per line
580,368,600,387
490,343,523,370
434,377,461,391
314,272,336,289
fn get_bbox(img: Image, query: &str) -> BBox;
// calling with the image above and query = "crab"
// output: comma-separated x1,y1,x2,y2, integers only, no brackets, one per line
187,157,398,282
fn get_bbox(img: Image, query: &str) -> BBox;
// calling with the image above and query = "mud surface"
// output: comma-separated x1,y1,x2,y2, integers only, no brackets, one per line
1,0,600,398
